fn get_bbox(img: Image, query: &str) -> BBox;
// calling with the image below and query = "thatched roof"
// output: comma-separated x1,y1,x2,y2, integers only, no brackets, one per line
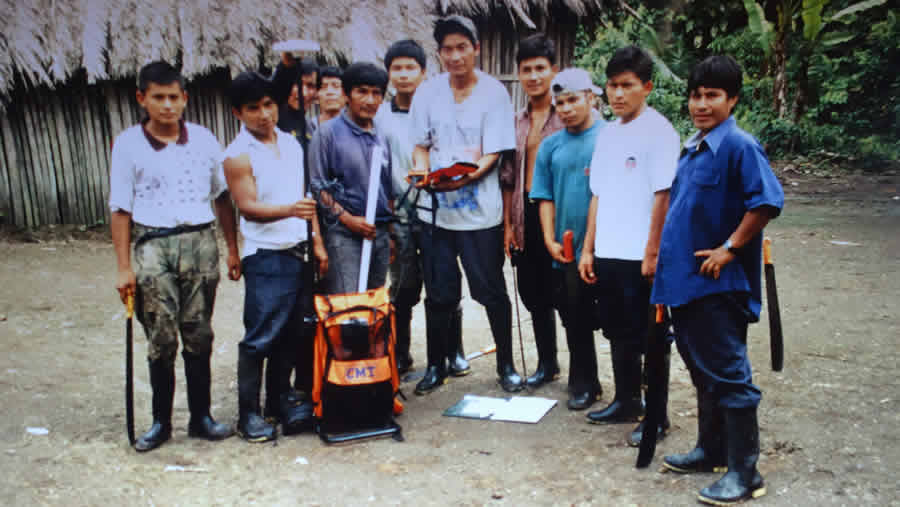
0,0,601,97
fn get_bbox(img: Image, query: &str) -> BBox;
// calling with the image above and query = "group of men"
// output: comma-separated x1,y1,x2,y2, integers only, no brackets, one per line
110,13,783,505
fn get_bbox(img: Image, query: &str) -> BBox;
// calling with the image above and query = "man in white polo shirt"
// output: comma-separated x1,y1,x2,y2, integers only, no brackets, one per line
224,71,327,443
109,61,240,452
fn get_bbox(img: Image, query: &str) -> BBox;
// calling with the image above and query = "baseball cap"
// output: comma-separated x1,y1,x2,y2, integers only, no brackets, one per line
551,68,603,96
434,15,479,47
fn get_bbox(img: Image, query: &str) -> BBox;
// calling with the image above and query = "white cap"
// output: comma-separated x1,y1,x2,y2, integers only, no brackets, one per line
551,68,603,96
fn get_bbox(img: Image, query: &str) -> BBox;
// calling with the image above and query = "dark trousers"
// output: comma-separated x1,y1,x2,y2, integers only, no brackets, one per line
419,224,509,310
592,258,650,355
671,293,762,409
241,249,309,360
516,198,556,315
553,269,600,393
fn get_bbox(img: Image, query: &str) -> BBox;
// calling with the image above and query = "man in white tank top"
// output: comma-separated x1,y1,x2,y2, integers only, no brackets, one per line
223,72,327,443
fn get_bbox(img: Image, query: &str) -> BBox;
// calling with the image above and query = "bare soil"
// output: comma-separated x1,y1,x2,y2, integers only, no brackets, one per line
1,168,898,506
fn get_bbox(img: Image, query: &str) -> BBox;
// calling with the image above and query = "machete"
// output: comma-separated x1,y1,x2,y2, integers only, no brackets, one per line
764,238,784,371
125,291,135,446
636,304,668,468
562,230,578,320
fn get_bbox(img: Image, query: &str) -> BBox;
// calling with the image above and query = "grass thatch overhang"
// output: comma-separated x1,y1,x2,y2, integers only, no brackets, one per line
0,0,603,104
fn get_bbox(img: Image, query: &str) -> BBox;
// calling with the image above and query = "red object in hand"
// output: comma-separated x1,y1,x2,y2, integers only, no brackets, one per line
562,230,574,263
409,161,478,186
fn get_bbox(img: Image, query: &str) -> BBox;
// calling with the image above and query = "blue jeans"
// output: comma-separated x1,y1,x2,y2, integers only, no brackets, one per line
240,248,309,359
671,293,762,409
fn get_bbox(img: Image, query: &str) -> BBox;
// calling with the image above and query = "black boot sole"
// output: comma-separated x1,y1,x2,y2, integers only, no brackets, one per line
134,433,171,452
448,366,471,377
526,372,561,388
414,376,447,395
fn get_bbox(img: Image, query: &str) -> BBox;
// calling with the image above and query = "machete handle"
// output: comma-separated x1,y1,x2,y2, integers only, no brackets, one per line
763,237,773,265
655,304,664,324
562,230,574,263
125,291,134,319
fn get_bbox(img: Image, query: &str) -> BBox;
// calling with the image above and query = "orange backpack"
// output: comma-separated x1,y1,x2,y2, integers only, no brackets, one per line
311,286,404,443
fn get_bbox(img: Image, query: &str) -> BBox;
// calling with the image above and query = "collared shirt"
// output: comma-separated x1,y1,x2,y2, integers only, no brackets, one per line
224,126,307,258
650,116,784,319
375,97,417,219
308,110,394,223
499,103,566,247
528,121,603,268
409,70,516,230
109,119,225,228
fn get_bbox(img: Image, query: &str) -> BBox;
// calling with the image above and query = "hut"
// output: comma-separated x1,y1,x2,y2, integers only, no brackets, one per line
0,0,602,227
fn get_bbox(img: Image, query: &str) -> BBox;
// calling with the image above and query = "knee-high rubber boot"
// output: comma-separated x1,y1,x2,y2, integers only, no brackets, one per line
486,300,523,393
134,359,174,452
183,351,233,441
586,340,643,424
628,344,671,446
446,305,470,377
566,323,602,410
698,407,766,504
393,303,414,375
237,351,276,442
525,309,559,388
663,390,727,473
415,305,449,395
293,320,316,394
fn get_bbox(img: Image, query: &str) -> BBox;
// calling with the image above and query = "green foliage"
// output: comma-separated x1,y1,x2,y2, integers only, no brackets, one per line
574,0,899,165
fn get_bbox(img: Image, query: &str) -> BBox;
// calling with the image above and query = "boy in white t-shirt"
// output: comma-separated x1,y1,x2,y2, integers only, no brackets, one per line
578,47,680,444
408,15,519,394
109,61,240,451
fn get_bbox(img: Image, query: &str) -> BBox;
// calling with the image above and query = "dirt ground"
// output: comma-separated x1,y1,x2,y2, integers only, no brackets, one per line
1,168,898,506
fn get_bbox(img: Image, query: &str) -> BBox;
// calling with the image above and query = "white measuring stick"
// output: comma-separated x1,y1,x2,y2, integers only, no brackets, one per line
358,145,383,293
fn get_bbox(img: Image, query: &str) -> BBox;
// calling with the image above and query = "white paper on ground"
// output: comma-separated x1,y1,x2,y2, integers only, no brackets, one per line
358,145,383,293
443,395,557,424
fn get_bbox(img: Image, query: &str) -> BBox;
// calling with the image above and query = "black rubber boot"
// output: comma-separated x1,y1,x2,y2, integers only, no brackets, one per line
183,351,233,441
262,356,280,423
415,305,449,395
293,319,316,394
237,351,276,443
446,305,470,377
663,391,727,473
394,303,415,375
628,346,671,447
525,309,559,388
586,341,643,424
565,322,602,410
698,407,766,505
487,301,523,393
134,359,174,452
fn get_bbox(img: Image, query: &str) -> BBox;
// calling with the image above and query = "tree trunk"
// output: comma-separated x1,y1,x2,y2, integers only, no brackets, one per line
793,49,810,121
773,28,789,119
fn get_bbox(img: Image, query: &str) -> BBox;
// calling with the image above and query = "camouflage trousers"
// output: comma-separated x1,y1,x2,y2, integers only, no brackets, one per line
133,224,220,365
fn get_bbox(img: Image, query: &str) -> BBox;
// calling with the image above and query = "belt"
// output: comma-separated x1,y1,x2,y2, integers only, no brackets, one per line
134,222,213,248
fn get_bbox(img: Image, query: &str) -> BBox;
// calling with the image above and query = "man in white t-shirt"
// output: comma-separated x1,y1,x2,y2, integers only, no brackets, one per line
578,47,680,444
224,72,327,443
408,15,519,394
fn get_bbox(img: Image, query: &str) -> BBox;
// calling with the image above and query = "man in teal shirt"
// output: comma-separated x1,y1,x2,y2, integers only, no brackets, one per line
529,68,604,410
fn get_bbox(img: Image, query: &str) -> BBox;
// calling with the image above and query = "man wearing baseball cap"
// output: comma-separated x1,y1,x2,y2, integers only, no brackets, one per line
578,47,680,446
528,68,605,410
409,14,520,394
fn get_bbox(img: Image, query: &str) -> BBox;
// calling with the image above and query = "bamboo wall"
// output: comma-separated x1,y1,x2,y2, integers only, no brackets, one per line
0,70,239,228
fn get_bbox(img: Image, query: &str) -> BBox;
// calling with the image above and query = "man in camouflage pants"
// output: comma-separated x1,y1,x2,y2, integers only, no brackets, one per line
110,61,240,451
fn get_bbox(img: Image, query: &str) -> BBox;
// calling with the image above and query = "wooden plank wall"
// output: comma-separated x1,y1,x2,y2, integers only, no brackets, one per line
0,70,239,228
474,9,580,111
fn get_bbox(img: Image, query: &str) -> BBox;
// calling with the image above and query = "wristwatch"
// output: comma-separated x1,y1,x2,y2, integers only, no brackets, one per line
723,239,741,254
